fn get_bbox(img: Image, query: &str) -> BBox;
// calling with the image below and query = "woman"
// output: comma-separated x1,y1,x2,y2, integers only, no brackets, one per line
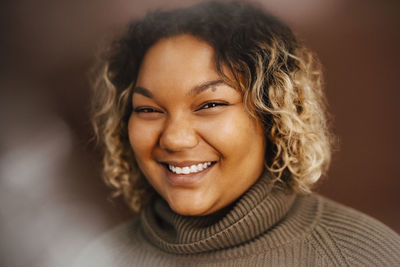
76,1,400,266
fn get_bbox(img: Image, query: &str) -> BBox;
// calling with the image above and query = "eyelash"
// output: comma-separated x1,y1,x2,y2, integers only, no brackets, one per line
197,102,228,111
134,107,162,113
133,102,228,114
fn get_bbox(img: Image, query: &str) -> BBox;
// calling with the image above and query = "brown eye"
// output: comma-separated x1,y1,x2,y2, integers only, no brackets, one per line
198,102,228,110
134,107,162,113
133,107,164,120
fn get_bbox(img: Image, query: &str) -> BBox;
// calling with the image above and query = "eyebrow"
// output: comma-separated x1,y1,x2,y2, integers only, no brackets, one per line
188,79,227,96
132,79,230,98
132,86,153,98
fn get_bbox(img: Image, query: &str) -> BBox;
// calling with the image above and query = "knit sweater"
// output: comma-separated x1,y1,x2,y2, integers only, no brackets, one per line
74,173,400,266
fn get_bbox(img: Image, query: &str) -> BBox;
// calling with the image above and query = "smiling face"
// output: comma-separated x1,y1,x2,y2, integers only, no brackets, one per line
128,35,266,216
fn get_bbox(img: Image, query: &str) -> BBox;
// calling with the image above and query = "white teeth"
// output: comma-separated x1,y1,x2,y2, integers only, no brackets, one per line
182,167,190,174
168,162,213,175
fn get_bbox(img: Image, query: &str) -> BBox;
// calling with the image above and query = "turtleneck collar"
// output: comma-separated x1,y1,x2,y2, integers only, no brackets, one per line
140,171,296,255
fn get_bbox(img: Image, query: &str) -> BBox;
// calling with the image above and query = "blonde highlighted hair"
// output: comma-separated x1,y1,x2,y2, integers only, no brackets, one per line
92,1,333,212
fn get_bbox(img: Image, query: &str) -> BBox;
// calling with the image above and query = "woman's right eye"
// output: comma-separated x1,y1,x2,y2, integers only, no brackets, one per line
133,107,164,119
134,107,162,113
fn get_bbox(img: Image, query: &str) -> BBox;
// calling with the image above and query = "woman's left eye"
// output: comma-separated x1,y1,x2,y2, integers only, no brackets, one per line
197,102,228,111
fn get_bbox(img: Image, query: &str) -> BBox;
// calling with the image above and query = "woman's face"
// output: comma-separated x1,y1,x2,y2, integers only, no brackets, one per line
128,34,265,216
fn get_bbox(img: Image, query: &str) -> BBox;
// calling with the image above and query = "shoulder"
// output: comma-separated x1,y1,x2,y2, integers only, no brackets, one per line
73,218,143,267
306,194,400,266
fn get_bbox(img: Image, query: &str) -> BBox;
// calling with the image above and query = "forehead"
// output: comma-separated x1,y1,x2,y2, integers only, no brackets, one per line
136,35,221,89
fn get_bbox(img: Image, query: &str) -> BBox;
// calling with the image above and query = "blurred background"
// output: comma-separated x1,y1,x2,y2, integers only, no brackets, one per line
1,0,399,266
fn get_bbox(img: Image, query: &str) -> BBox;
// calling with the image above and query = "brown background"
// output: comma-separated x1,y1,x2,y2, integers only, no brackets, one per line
1,0,399,266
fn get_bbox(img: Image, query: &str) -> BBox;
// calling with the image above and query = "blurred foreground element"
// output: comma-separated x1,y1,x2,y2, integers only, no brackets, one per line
0,83,109,267
1,0,399,266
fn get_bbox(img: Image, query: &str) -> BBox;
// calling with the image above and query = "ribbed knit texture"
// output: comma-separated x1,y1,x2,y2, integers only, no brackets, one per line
74,172,400,267
140,172,296,255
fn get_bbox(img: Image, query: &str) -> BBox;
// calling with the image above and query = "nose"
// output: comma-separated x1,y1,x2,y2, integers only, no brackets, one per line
159,116,199,152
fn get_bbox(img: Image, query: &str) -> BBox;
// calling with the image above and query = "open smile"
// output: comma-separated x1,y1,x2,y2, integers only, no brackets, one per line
167,162,214,174
159,160,217,185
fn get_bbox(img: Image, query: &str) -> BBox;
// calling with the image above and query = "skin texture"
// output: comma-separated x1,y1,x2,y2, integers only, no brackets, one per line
128,34,266,216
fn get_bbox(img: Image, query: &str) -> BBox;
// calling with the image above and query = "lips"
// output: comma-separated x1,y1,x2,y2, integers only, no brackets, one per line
158,160,217,185
168,162,213,174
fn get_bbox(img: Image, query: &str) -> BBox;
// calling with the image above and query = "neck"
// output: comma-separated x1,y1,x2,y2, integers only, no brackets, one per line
140,171,296,254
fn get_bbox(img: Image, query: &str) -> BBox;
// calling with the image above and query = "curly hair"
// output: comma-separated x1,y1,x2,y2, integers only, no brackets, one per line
91,1,333,212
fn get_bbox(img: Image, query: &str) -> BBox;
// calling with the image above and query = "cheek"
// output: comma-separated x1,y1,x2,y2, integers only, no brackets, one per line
198,108,265,158
128,115,160,158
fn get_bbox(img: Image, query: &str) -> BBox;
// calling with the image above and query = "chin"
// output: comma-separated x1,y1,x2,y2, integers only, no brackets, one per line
168,200,213,216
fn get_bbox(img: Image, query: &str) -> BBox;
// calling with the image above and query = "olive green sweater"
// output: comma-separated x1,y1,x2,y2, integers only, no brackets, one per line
75,173,400,266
